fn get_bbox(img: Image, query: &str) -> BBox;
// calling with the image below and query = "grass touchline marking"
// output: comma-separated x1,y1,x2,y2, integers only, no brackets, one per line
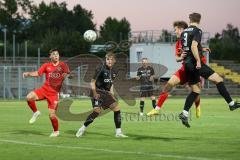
0,139,221,160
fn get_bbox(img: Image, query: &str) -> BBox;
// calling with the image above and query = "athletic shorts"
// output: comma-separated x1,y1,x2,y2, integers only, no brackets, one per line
140,85,154,97
184,62,200,85
174,65,188,85
91,90,117,110
199,63,215,79
34,87,59,110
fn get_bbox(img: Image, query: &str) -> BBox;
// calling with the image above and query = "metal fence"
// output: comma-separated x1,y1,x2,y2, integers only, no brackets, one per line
0,65,86,100
0,66,38,99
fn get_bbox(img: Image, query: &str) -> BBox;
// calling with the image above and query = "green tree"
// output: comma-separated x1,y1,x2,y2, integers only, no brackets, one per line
23,1,96,56
99,17,131,43
209,24,240,60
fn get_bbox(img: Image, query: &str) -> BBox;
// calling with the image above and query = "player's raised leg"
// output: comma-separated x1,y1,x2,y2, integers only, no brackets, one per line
208,72,240,110
26,91,41,124
147,75,179,116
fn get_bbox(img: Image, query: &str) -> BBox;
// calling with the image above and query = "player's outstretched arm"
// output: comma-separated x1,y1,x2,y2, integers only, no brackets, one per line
23,71,39,78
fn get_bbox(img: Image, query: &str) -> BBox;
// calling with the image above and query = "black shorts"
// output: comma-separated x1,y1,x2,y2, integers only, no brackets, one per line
90,90,117,110
199,63,215,79
140,85,154,97
140,91,154,97
185,62,200,85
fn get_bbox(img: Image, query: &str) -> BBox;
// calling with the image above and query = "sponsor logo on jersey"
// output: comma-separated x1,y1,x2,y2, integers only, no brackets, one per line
104,79,112,83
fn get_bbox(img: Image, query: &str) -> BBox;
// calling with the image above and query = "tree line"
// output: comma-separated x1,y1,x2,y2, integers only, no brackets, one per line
0,0,131,57
0,0,239,60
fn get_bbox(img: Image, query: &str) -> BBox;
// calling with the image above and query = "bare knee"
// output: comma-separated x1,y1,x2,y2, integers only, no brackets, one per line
150,96,155,100
110,104,120,112
49,110,56,118
164,76,179,92
93,107,101,113
191,84,201,94
208,73,223,84
26,92,38,101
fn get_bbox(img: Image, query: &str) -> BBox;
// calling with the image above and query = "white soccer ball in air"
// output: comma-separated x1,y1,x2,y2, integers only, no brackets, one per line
83,30,97,42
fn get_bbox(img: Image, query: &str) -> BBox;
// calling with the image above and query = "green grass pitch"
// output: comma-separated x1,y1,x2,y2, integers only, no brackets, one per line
0,97,240,160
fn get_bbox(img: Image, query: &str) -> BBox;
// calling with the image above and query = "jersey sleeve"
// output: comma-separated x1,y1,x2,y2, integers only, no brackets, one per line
38,63,47,76
137,68,141,76
175,40,182,56
93,64,103,80
193,29,202,44
61,62,70,74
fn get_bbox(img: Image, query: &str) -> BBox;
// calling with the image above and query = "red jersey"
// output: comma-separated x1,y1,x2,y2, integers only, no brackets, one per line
175,39,182,56
38,61,70,94
175,39,206,64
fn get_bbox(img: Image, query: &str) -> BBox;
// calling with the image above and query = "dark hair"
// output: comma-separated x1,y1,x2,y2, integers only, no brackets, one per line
49,48,59,54
173,21,188,29
189,12,201,23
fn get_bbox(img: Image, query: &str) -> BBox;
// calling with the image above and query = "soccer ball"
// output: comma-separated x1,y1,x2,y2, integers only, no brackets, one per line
83,30,97,42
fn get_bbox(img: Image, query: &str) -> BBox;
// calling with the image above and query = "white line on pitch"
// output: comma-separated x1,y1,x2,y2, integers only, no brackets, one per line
0,139,221,160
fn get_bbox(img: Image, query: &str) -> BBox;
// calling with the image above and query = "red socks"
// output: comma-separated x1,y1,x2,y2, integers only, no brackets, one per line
27,100,37,113
157,92,169,108
50,116,59,131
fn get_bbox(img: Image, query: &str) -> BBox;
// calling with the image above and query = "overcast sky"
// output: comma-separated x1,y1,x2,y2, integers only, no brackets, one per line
34,0,240,36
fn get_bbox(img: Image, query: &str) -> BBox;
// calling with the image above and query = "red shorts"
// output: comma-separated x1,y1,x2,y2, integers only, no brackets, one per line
34,87,59,110
174,65,188,85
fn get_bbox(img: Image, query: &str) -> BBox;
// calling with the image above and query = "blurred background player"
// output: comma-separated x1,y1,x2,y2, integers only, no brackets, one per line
23,49,70,137
136,58,156,116
76,52,127,138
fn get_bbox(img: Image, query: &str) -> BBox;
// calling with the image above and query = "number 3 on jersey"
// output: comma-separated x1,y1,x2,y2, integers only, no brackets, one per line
183,33,188,47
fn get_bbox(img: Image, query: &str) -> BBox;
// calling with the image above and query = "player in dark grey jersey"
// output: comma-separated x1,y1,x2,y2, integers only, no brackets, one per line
136,58,156,116
178,13,203,128
76,52,128,138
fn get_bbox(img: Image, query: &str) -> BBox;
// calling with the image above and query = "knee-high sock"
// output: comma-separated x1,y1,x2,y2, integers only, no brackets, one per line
216,82,233,104
140,101,144,112
27,100,37,113
184,92,199,112
114,110,121,129
50,116,59,131
152,99,156,108
84,111,99,127
194,95,200,108
156,92,169,108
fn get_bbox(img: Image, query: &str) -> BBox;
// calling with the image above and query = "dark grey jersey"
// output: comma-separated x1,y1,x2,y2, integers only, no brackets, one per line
93,64,118,91
137,66,155,86
181,25,202,63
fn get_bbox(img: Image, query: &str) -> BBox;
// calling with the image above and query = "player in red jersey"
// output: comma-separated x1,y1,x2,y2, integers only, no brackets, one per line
23,48,70,137
147,21,209,118
148,20,240,118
